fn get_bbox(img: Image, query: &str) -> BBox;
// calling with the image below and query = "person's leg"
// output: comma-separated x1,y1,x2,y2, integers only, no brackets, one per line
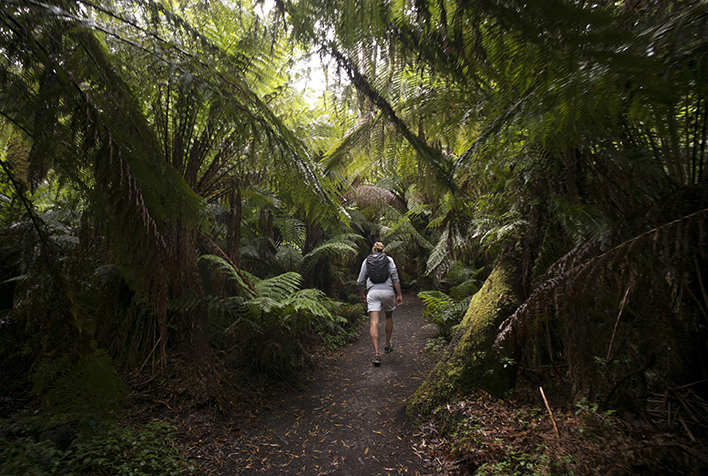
384,311,393,348
369,311,380,356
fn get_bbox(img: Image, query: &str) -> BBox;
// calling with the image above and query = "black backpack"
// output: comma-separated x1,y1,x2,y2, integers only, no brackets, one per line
366,252,390,284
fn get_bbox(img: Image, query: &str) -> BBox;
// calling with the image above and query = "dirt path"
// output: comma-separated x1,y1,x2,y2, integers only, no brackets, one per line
234,294,440,475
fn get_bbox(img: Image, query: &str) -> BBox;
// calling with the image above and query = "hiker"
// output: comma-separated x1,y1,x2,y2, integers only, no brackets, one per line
357,242,403,366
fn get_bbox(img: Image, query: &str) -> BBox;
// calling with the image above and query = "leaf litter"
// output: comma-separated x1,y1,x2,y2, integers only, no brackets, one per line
126,293,708,475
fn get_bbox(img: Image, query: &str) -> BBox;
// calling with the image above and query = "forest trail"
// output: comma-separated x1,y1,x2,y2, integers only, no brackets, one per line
232,294,440,475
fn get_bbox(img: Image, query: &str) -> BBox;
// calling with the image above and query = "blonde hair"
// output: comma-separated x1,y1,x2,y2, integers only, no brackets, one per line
372,241,385,253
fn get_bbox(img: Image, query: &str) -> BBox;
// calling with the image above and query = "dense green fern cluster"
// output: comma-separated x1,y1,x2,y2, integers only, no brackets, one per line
418,263,484,339
178,255,365,373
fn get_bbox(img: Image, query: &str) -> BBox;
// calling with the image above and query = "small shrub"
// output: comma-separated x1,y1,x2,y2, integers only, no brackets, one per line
0,416,191,476
316,302,365,350
475,445,552,476
574,398,615,441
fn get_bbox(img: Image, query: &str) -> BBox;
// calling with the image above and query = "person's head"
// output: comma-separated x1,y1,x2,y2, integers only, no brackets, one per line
372,242,385,253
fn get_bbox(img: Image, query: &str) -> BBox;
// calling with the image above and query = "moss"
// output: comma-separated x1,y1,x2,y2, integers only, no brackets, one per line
407,257,522,417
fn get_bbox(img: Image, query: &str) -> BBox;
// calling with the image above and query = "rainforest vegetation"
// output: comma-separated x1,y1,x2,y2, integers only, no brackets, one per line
1,0,708,474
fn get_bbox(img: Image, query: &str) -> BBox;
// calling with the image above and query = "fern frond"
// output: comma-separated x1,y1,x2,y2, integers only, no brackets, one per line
254,272,303,300
198,254,258,298
449,274,482,301
32,350,128,417
383,208,434,251
441,296,473,324
208,295,259,337
277,218,306,249
285,289,333,319
244,296,281,315
426,230,452,276
300,240,357,276
275,246,304,273
167,293,203,312
418,290,456,317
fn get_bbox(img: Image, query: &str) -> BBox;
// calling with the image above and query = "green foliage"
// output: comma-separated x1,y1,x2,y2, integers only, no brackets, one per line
315,301,365,350
236,281,335,372
1,0,342,378
31,350,128,419
574,398,616,441
446,420,482,456
290,0,708,415
181,256,350,372
251,271,304,301
198,255,258,298
424,336,449,358
300,239,358,277
418,262,482,337
0,417,190,476
474,446,554,476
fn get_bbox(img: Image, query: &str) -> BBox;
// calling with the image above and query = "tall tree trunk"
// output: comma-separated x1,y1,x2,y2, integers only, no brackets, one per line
166,220,210,364
303,218,322,288
226,187,242,269
408,253,523,416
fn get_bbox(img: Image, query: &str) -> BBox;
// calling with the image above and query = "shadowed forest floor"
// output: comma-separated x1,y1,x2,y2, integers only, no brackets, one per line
228,294,440,475
3,295,706,474
141,295,708,476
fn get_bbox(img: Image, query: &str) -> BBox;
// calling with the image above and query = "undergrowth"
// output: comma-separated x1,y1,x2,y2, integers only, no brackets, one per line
421,395,583,475
315,301,365,350
417,384,708,475
0,414,191,475
424,334,449,358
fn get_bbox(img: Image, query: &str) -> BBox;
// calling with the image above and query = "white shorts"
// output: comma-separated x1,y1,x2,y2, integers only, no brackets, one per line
367,288,396,313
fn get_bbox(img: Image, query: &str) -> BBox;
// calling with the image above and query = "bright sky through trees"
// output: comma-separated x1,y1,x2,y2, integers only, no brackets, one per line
256,0,330,102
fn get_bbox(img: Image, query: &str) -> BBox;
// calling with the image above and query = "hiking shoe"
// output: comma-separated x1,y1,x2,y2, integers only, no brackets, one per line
384,342,393,353
372,355,381,366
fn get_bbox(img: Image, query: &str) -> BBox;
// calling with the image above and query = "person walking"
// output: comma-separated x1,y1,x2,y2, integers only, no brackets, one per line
357,242,403,366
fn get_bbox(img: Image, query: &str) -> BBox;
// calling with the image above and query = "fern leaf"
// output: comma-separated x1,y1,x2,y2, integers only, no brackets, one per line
254,272,303,300
418,290,456,317
33,350,127,417
198,254,257,298
300,241,357,275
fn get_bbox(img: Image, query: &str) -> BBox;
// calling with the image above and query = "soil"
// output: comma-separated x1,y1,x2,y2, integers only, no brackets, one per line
225,293,440,475
145,293,708,476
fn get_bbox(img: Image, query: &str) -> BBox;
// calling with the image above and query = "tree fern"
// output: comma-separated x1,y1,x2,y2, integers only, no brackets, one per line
300,239,357,276
275,245,305,273
237,275,336,372
286,288,332,319
496,181,708,402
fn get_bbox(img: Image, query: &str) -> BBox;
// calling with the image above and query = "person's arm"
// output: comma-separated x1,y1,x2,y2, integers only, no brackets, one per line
357,260,368,302
389,257,403,305
394,281,403,306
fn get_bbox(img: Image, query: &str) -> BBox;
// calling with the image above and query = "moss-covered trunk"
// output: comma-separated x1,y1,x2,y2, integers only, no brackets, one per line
408,255,523,416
